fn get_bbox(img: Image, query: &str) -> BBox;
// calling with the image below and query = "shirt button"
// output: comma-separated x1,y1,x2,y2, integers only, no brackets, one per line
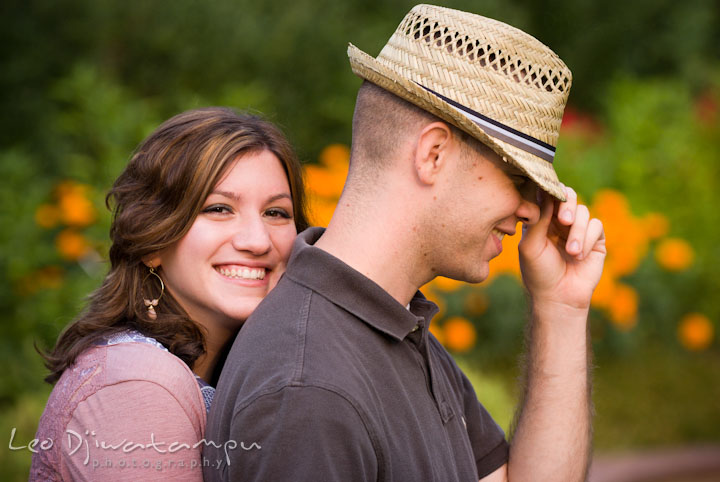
410,324,420,333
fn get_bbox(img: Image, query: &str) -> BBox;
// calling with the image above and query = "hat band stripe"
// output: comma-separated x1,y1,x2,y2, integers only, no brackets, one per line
416,83,556,163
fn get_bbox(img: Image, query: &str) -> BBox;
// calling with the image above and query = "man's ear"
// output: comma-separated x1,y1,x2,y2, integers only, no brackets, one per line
414,122,453,185
142,253,163,269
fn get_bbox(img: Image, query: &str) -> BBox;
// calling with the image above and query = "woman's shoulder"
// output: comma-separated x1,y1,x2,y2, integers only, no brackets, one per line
40,333,205,423
31,336,208,481
78,341,206,426
45,331,201,402
100,338,199,390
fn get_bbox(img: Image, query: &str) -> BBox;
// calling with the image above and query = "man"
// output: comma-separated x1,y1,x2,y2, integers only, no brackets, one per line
205,5,605,481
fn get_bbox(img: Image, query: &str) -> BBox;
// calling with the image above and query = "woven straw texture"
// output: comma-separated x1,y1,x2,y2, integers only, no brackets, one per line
348,4,572,200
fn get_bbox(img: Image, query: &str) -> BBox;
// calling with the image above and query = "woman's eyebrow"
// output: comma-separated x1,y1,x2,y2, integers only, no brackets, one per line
211,190,240,201
266,193,292,203
210,191,291,203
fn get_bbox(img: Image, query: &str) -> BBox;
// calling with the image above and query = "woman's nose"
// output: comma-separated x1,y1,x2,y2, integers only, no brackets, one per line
230,216,272,255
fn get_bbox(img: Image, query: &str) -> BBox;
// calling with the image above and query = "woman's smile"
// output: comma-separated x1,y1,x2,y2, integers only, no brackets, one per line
215,265,267,281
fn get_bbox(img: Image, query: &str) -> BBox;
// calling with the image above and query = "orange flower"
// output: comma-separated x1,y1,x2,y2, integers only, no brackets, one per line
591,273,616,309
35,204,61,229
643,213,669,240
304,144,351,227
432,276,464,292
463,290,489,315
55,181,96,227
307,199,338,228
304,165,346,199
488,224,522,281
607,283,638,331
56,229,90,260
55,180,79,198
655,238,694,271
678,313,714,351
319,144,351,171
59,191,95,227
590,189,630,221
443,316,477,352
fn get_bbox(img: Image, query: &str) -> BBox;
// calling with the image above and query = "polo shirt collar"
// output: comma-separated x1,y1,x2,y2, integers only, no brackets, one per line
285,227,439,341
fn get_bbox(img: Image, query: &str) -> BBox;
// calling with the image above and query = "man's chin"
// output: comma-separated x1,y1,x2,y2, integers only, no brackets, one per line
440,268,489,285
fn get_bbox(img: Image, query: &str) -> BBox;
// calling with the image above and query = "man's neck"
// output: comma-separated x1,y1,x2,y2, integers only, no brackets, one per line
313,194,428,307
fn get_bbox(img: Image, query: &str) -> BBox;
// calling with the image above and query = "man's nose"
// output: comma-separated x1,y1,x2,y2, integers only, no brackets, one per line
516,186,541,225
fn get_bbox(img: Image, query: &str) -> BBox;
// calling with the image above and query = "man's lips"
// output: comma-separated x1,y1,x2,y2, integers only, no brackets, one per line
492,228,507,242
491,229,505,253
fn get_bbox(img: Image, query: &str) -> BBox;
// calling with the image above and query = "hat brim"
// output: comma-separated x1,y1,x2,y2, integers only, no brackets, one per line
348,43,566,202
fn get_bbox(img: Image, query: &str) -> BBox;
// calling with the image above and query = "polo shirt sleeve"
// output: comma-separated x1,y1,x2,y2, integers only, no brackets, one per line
460,371,510,478
224,384,378,481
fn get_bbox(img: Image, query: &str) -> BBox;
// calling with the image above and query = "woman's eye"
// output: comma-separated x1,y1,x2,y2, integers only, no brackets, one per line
202,204,232,214
265,208,292,219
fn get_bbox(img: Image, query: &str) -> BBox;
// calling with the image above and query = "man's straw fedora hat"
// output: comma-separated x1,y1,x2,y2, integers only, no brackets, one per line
348,4,572,201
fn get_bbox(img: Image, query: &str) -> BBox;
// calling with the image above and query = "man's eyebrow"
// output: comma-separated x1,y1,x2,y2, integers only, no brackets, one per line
499,163,527,177
210,190,292,203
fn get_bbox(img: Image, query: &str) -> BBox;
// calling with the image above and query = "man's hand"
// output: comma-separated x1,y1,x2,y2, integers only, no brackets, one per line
503,184,604,482
518,185,606,310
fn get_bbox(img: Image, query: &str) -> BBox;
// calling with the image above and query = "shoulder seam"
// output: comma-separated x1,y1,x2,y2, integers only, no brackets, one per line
103,342,192,374
100,343,205,412
291,288,313,382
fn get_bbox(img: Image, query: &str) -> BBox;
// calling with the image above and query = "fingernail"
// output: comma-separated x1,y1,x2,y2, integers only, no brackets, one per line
561,210,573,222
569,240,580,253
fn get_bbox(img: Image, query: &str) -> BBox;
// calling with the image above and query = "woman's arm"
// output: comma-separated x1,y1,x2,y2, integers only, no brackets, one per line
63,380,205,481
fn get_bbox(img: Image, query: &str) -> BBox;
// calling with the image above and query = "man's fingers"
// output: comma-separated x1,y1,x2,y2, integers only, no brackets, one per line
565,204,590,258
523,189,554,244
557,186,578,226
582,218,605,258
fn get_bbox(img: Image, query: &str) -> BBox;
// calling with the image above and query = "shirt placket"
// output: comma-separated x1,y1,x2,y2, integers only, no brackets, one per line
406,318,453,424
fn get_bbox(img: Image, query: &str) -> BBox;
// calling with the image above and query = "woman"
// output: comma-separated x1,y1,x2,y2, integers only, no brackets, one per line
30,107,309,481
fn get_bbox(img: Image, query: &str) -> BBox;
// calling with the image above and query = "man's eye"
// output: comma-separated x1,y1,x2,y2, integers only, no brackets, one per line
513,175,530,186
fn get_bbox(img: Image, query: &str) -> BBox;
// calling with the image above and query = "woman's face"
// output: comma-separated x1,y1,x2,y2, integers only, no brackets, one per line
154,149,297,334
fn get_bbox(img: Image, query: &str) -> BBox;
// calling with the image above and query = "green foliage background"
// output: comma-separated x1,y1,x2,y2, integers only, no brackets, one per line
1,0,719,479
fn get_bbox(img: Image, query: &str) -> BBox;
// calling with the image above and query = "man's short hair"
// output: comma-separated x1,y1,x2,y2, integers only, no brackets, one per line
350,81,494,177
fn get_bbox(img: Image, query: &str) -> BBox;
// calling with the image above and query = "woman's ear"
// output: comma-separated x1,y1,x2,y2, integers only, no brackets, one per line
141,253,163,269
414,121,453,185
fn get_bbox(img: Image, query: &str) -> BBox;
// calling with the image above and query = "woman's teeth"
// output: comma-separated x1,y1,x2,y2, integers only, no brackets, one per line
217,267,266,280
492,229,505,241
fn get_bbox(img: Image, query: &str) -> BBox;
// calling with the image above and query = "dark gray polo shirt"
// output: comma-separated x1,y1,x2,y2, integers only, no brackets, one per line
204,227,509,481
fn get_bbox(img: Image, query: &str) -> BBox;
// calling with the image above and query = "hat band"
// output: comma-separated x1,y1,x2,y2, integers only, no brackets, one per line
415,83,556,163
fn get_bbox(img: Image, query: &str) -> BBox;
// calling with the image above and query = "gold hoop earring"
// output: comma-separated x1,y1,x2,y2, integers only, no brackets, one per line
141,266,164,320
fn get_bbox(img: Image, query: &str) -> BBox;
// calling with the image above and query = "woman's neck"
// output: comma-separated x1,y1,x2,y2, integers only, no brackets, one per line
192,325,237,384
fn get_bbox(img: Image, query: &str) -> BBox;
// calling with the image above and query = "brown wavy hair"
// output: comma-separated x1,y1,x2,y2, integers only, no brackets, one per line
42,107,309,384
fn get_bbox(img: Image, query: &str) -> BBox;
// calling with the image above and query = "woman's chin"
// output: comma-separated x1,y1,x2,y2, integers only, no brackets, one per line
219,298,264,327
